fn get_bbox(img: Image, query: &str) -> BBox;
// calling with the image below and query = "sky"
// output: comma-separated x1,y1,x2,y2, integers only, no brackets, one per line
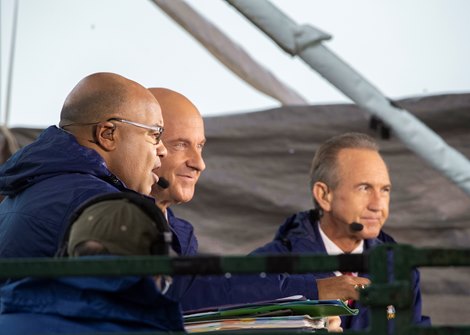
1,0,469,127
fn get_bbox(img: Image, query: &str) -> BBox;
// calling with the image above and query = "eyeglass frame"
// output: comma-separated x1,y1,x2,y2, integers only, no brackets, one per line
60,117,164,145
107,118,164,144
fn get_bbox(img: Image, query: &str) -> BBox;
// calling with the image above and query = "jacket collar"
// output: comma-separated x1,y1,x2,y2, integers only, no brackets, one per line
275,210,385,253
0,126,118,195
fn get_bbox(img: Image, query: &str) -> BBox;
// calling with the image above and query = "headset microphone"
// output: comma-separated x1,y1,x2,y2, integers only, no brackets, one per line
157,177,170,189
350,222,364,232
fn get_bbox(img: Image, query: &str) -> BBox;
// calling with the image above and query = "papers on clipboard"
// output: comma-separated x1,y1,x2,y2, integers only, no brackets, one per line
185,315,327,333
184,296,358,333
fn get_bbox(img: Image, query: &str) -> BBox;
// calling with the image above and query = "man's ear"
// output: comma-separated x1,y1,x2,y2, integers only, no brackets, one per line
312,182,332,212
95,122,116,151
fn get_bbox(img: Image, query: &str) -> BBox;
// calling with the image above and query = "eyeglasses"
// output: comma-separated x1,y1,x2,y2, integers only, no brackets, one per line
61,118,164,145
107,118,164,144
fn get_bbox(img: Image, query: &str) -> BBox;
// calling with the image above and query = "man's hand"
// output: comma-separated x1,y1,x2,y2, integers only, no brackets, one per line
317,275,371,300
326,316,343,332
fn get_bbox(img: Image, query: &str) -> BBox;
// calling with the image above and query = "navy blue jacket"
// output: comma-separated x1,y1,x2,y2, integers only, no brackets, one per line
0,126,128,257
168,208,198,256
166,212,316,311
0,275,184,333
172,268,317,312
252,210,431,329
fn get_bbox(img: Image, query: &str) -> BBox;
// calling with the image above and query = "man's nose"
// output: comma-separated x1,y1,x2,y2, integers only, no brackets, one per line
368,190,387,211
156,141,167,158
188,148,205,172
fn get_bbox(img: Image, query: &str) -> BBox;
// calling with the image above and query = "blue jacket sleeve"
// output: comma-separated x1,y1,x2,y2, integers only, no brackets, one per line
167,270,318,312
411,268,431,326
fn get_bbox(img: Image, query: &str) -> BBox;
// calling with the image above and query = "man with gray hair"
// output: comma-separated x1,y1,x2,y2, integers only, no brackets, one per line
253,132,430,330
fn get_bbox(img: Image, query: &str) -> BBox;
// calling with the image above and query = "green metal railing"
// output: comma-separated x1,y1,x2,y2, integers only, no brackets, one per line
0,244,469,335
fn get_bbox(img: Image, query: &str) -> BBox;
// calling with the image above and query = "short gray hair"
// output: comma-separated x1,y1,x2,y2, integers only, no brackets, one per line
309,132,379,207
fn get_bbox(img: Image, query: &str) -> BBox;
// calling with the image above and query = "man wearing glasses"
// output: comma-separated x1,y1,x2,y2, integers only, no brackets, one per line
0,72,167,258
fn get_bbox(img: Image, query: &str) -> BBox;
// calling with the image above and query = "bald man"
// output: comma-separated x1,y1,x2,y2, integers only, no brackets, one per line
149,87,206,256
0,72,167,257
144,89,343,332
145,88,338,316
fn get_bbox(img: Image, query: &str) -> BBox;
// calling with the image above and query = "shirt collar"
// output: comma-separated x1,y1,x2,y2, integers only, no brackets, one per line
318,223,363,276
